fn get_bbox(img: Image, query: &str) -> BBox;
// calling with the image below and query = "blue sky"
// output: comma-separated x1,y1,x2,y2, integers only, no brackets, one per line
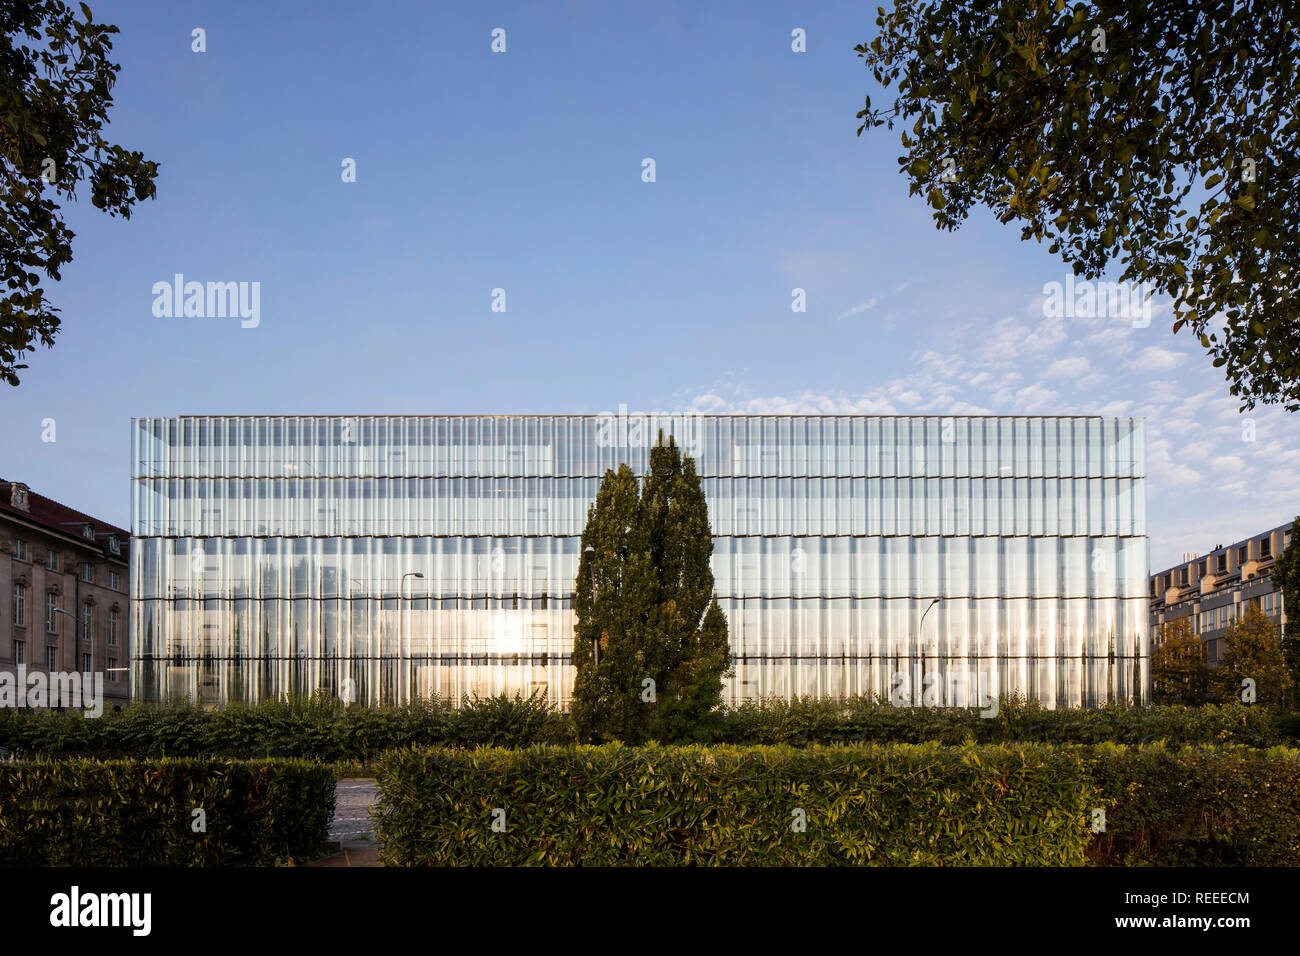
3,0,1297,569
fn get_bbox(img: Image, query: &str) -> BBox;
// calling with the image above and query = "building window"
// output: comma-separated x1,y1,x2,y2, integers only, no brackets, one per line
12,539,27,561
11,584,24,626
108,570,120,590
81,653,91,672
82,604,93,640
1198,559,1206,576
1261,538,1272,558
45,549,58,572
108,657,118,678
80,563,94,583
13,640,24,665
1217,554,1227,573
45,592,57,632
46,647,56,671
108,609,119,646
1238,545,1247,563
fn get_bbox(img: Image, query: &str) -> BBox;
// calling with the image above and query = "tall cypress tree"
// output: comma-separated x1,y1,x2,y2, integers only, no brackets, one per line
571,434,731,741
571,464,640,739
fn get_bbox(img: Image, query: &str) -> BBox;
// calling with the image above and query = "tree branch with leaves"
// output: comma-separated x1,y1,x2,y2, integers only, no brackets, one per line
1,0,158,385
857,0,1300,409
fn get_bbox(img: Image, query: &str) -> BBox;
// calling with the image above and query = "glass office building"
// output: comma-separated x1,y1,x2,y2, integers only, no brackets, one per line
130,414,1148,708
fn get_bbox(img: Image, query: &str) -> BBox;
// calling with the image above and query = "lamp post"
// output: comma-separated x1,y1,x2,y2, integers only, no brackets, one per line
401,572,424,704
52,606,90,674
52,606,93,712
918,597,940,707
584,545,597,666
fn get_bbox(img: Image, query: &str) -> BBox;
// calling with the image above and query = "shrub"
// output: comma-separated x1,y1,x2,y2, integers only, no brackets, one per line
0,758,335,866
0,694,1289,758
373,741,1300,866
373,743,1094,866
0,691,572,760
715,697,1283,748
1084,743,1300,866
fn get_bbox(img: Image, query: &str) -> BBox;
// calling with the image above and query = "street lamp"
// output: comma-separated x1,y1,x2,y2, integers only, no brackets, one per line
400,572,424,703
52,606,90,675
583,546,597,666
918,597,940,707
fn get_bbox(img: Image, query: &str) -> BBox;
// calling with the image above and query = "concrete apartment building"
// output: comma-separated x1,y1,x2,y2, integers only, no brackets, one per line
1149,521,1292,663
1,480,130,711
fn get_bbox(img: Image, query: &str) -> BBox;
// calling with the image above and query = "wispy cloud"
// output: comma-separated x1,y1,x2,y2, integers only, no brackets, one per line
837,298,878,321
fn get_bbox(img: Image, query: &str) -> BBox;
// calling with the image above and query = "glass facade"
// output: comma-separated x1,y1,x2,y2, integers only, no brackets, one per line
130,414,1149,708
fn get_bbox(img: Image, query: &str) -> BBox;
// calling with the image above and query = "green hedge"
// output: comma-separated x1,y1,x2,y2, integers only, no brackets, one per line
0,758,335,866
373,742,1300,866
373,743,1094,866
0,695,1290,760
1085,743,1300,866
717,697,1286,747
0,692,572,760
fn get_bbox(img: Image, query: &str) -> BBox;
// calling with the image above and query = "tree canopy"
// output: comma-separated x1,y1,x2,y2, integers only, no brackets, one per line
1,0,158,385
1151,615,1208,705
1213,602,1293,707
857,0,1300,409
1269,517,1300,702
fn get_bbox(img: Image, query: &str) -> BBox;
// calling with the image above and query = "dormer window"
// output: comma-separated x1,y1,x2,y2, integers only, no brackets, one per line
106,534,121,557
82,523,94,541
9,482,29,512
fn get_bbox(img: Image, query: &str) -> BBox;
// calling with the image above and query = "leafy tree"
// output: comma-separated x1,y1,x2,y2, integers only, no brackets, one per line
1213,603,1293,708
1150,615,1208,705
856,0,1300,409
571,435,732,741
1269,517,1300,705
1,0,159,385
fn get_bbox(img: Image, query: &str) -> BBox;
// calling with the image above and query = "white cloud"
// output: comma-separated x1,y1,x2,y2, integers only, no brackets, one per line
1084,327,1133,351
1011,383,1059,411
837,298,878,320
1180,439,1215,461
1091,400,1134,416
1126,346,1186,372
1209,455,1247,473
978,314,1067,365
1042,356,1091,379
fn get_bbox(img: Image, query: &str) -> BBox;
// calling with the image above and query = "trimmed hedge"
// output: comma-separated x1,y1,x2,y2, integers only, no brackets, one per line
717,697,1287,748
0,695,1291,759
1085,743,1300,866
373,743,1095,866
0,692,572,761
0,758,335,866
373,742,1300,866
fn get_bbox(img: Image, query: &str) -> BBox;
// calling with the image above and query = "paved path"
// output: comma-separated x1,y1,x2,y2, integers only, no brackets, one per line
307,778,380,867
